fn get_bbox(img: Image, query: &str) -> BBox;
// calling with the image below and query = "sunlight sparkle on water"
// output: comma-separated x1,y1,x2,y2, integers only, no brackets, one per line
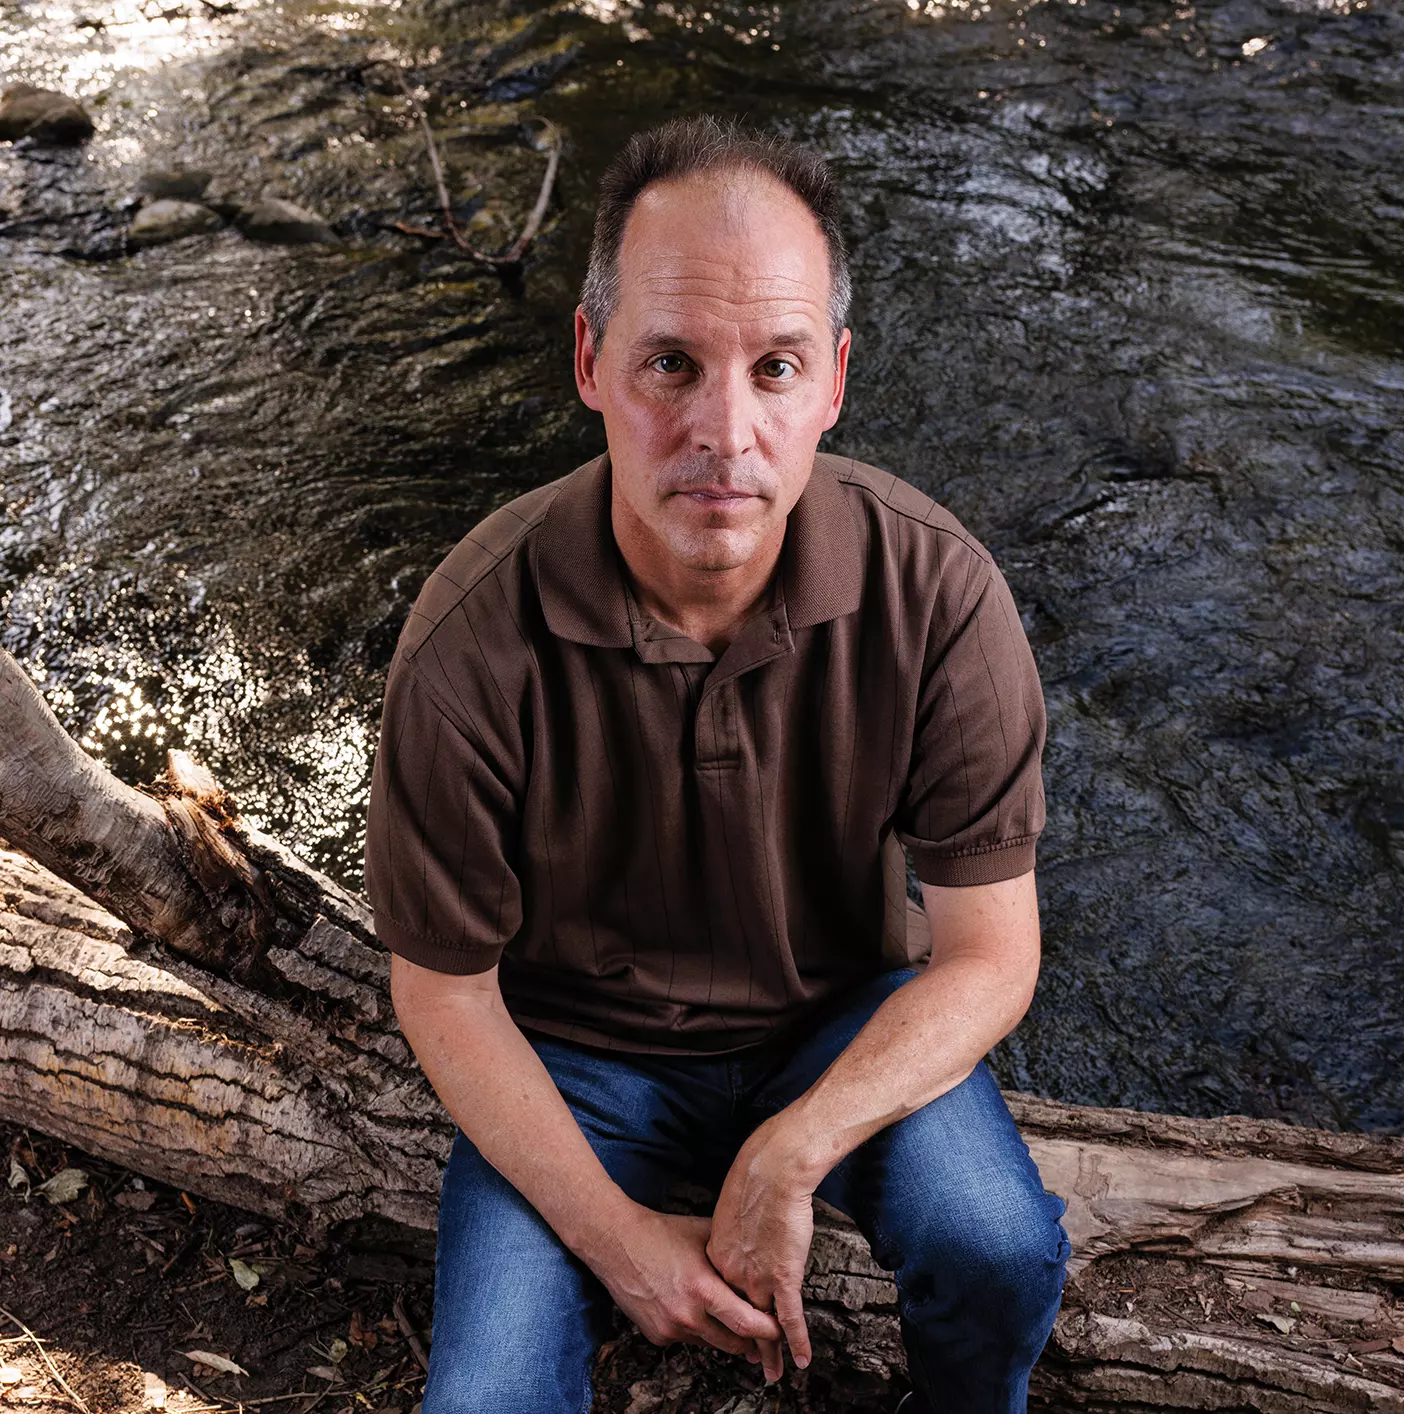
0,0,250,97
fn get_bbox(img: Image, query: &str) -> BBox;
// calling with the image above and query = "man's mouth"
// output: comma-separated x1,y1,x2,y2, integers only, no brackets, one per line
679,487,757,506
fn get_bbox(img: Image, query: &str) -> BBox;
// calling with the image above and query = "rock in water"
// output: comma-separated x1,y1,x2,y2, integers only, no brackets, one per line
232,197,338,244
0,85,95,144
128,200,224,248
138,168,214,202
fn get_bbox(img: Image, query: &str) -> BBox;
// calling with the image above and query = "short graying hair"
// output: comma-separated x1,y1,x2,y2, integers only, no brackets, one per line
579,114,852,356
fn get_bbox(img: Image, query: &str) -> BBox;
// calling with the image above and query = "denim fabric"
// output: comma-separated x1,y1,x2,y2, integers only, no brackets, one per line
420,968,1070,1414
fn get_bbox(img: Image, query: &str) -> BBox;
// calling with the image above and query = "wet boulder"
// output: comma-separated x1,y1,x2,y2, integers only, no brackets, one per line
230,197,338,244
128,199,224,248
138,168,214,202
0,85,95,144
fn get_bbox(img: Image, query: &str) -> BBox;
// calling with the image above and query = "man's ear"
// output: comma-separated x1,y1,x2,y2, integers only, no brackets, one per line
823,326,852,432
575,306,604,412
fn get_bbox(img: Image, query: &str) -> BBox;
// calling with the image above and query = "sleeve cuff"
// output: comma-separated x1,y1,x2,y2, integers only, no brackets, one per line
903,835,1038,887
371,910,505,975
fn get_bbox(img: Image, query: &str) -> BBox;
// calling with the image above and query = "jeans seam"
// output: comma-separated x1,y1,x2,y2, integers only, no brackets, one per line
579,1344,595,1414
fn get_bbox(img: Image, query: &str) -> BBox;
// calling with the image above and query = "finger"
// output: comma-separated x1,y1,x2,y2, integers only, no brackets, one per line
755,1333,784,1383
693,1313,758,1359
704,1282,783,1344
774,1284,812,1369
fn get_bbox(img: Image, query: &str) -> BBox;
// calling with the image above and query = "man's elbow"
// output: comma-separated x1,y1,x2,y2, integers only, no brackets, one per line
388,950,506,1034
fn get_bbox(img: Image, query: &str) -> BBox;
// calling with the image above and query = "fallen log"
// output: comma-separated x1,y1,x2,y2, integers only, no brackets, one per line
1,646,1401,1411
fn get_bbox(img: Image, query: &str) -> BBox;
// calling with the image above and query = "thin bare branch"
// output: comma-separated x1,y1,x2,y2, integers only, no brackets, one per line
392,1294,430,1375
380,62,560,268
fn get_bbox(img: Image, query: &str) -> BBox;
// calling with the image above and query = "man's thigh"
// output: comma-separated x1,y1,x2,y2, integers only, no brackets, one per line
423,1035,721,1414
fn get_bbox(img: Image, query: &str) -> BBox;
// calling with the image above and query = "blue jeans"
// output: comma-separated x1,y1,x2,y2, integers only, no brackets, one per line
420,969,1070,1414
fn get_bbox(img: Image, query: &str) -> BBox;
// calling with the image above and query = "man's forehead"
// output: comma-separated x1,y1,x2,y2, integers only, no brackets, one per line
626,319,823,355
619,172,828,285
618,256,828,335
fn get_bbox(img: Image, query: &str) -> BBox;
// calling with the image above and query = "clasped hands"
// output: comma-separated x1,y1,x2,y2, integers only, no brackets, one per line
592,1113,818,1383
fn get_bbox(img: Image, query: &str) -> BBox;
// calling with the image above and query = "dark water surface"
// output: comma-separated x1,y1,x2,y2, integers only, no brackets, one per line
3,0,1401,1129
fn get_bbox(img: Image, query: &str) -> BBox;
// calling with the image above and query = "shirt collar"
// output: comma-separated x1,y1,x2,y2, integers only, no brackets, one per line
536,448,863,648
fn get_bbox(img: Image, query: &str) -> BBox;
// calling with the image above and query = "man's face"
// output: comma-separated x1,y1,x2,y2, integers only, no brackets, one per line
574,166,851,575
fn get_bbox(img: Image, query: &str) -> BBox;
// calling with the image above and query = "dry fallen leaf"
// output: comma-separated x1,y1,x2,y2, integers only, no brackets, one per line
229,1259,260,1291
37,1167,88,1205
307,1366,341,1382
0,1365,23,1386
327,1338,348,1365
184,1352,248,1377
623,1381,661,1414
1256,1313,1296,1335
116,1191,157,1212
7,1158,28,1192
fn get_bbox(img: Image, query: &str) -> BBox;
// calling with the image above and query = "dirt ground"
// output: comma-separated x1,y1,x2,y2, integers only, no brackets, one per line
7,1119,1402,1414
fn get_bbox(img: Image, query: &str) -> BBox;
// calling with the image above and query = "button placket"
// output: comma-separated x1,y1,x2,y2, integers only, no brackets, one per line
694,680,740,770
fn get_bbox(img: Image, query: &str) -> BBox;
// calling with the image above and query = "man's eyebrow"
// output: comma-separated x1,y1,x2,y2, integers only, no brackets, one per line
629,328,822,354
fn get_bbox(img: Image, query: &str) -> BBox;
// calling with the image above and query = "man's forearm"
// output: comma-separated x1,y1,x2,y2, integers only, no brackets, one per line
397,987,635,1267
774,949,1033,1189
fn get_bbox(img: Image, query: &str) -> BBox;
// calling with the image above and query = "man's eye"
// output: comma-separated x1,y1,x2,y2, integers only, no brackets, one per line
651,354,688,374
760,358,796,379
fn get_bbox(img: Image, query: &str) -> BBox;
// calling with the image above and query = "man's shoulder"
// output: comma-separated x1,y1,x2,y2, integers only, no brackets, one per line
394,473,571,664
818,451,995,569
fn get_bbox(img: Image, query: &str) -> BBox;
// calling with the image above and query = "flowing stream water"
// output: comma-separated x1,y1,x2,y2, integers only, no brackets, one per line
3,0,1401,1130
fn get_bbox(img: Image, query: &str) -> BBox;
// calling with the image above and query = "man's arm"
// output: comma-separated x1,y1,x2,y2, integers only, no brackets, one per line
389,954,784,1365
704,870,1042,1375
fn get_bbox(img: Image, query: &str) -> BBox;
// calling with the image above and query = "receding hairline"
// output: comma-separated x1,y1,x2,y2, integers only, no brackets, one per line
610,166,837,336
624,160,831,242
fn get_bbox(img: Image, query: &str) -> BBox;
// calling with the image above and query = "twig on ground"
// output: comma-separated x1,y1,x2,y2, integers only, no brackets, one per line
388,220,447,242
161,1221,206,1277
0,1305,92,1414
178,1371,221,1408
378,63,561,267
172,1273,227,1293
391,1294,429,1375
294,1385,334,1414
175,1384,356,1409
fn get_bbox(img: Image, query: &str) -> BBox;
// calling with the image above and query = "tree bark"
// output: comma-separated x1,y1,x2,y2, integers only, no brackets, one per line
1,647,1401,1411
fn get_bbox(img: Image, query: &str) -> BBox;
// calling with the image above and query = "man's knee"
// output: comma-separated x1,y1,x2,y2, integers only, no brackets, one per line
899,1183,1069,1353
421,1307,598,1414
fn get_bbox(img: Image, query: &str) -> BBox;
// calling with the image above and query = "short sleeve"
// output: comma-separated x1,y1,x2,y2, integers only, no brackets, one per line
894,554,1047,886
362,647,522,973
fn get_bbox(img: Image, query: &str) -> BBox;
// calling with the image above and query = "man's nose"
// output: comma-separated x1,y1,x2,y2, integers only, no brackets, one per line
692,365,758,460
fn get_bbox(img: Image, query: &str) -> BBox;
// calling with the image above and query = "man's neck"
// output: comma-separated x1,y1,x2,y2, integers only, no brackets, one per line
612,509,784,658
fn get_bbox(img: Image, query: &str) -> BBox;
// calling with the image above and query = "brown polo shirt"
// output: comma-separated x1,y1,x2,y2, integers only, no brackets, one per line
362,449,1046,1055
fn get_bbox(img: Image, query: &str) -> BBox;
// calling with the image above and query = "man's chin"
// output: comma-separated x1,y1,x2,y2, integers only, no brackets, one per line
665,527,763,573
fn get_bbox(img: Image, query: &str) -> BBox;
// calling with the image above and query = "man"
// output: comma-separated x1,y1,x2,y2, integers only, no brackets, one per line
363,114,1069,1414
